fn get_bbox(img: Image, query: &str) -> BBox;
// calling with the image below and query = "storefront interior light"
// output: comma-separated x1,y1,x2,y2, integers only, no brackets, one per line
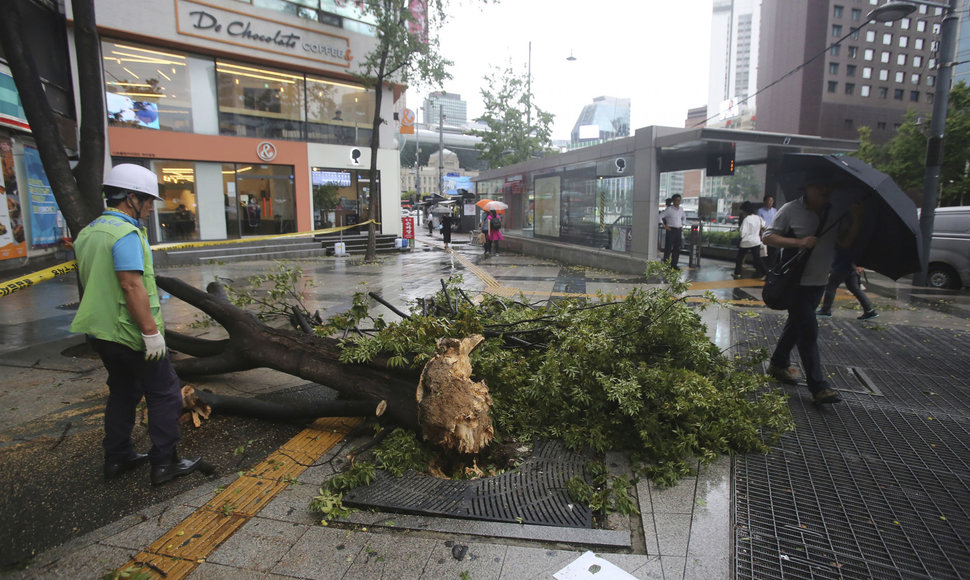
217,67,297,84
106,81,151,87
156,69,172,81
306,76,365,91
116,92,165,98
110,51,186,66
112,43,186,60
218,62,302,80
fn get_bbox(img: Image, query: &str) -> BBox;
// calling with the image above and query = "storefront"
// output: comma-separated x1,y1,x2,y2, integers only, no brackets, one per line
0,0,75,269
88,0,403,240
475,155,635,252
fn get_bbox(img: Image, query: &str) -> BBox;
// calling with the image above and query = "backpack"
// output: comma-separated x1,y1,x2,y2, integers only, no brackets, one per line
491,216,501,230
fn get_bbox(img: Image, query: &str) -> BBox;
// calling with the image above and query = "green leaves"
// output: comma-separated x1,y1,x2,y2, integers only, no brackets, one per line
469,62,555,168
327,266,792,487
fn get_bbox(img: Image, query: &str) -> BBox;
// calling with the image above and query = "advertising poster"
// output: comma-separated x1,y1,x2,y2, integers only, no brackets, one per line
105,91,160,129
24,145,61,246
0,136,26,260
402,216,414,239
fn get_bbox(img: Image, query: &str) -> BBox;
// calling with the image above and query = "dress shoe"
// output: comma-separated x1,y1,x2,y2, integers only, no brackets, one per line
104,453,149,479
151,456,201,486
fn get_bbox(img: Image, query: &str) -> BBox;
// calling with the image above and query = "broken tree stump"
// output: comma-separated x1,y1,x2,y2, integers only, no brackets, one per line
416,335,495,454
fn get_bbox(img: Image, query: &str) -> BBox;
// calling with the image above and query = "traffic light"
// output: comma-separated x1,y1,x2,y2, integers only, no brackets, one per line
706,142,736,176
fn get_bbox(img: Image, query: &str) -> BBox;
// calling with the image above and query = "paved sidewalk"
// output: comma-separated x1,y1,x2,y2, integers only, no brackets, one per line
2,234,968,579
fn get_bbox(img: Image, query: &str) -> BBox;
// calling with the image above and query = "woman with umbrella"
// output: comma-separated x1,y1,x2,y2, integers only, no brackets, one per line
480,201,506,256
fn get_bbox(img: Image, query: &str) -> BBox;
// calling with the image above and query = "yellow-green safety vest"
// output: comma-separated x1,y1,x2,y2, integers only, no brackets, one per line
69,211,163,351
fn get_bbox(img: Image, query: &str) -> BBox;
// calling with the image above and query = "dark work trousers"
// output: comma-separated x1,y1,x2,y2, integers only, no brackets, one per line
820,267,873,314
91,337,182,465
663,227,683,268
770,285,828,394
765,245,780,269
734,245,767,277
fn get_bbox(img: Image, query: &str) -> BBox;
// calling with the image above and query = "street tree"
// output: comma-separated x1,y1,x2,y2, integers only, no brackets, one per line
0,0,106,236
856,82,970,206
470,63,555,168
352,0,457,260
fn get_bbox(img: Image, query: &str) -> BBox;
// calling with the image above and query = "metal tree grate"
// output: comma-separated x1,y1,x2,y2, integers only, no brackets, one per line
342,439,593,528
733,312,970,579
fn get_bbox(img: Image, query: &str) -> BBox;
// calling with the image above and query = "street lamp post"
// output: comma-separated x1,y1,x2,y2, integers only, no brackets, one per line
869,1,957,286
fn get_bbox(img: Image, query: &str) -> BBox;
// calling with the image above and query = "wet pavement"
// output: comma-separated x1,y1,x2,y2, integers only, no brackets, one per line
1,229,969,578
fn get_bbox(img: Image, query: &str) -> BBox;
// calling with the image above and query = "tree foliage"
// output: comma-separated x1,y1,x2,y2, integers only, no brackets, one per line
329,264,793,486
352,0,457,258
856,81,970,206
470,63,555,168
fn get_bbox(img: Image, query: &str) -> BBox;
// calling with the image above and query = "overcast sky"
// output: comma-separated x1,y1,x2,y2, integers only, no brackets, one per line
407,0,714,141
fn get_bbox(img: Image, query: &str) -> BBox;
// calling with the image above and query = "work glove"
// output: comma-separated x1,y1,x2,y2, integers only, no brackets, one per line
142,331,166,361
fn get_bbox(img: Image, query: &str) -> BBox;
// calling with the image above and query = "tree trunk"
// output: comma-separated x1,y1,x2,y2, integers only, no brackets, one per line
0,0,103,237
364,60,388,262
70,0,107,220
157,276,421,432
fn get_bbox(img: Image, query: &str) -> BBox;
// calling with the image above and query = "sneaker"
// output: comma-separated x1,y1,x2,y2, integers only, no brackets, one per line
815,309,832,318
767,365,799,384
812,388,842,404
858,310,879,321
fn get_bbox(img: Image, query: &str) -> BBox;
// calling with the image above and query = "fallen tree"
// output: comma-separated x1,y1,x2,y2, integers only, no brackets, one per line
158,263,793,487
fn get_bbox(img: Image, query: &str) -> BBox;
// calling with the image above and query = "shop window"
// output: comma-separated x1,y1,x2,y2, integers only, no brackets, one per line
223,164,297,236
310,167,363,228
217,60,306,140
534,175,561,239
152,161,199,242
305,77,374,146
102,40,193,132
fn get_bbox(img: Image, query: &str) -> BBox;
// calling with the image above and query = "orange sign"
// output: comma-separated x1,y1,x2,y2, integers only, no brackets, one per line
400,108,415,134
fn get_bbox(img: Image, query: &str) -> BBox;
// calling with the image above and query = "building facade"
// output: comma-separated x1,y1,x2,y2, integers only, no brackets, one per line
707,0,760,130
757,0,945,143
70,0,403,244
422,91,467,128
569,96,631,145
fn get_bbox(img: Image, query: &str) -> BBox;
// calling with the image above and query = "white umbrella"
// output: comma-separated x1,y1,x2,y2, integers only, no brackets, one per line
431,206,454,215
482,201,508,211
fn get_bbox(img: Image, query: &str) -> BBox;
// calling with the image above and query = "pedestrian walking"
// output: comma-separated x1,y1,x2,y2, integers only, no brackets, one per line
762,183,862,405
733,201,767,279
485,209,503,256
816,254,879,320
70,164,203,485
660,194,686,269
758,194,779,266
441,212,453,249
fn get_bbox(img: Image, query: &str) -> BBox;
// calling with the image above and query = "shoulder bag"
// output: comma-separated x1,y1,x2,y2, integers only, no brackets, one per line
762,208,828,310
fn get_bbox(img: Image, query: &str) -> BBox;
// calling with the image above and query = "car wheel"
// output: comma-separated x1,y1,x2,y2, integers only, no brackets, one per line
927,264,961,289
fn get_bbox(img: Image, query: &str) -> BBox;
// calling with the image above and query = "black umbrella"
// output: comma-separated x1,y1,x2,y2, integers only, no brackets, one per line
777,153,922,280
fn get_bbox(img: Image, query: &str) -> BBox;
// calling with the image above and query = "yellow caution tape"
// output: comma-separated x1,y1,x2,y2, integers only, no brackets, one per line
0,260,78,298
0,220,381,298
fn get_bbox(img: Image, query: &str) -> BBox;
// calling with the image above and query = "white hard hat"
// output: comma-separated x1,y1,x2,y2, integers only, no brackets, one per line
103,164,160,200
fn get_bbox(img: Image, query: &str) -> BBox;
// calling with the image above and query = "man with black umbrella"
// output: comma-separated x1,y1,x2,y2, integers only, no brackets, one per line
763,182,862,405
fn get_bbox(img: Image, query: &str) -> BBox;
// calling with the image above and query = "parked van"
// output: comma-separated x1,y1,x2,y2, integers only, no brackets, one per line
927,206,970,289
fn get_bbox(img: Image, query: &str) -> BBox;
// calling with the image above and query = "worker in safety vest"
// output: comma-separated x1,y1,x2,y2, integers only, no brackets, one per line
70,164,202,486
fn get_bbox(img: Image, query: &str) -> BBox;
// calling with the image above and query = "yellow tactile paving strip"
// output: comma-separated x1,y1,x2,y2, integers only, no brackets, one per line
117,416,362,579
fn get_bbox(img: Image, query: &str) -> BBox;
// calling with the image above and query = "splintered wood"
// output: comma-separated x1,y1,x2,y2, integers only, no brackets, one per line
416,334,494,454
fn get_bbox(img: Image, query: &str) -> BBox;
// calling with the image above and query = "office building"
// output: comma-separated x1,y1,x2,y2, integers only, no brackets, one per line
708,0,760,129
423,91,468,127
570,96,631,144
757,0,945,142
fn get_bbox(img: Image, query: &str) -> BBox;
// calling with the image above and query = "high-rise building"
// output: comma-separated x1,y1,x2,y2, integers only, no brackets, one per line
707,0,760,129
570,96,631,144
423,91,468,127
757,0,944,143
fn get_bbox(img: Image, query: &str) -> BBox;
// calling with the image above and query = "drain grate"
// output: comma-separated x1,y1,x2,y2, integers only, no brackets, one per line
734,312,970,579
342,439,593,528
